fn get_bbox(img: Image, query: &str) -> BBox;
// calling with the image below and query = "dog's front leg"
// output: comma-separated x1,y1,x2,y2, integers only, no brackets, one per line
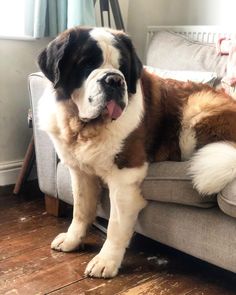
51,167,101,252
85,164,148,278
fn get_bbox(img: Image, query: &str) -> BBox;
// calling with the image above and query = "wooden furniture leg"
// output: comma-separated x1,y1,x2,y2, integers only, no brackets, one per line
13,136,35,195
44,195,69,217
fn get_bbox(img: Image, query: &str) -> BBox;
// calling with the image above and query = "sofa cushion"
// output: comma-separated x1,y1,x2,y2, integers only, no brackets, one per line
144,66,218,86
146,31,228,86
56,161,216,208
142,162,216,208
217,179,236,218
57,162,73,205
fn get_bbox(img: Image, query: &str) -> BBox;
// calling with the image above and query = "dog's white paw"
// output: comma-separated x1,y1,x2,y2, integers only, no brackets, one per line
85,254,120,278
51,232,82,252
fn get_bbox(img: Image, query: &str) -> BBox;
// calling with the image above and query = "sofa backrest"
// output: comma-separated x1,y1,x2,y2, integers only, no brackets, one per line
145,26,234,81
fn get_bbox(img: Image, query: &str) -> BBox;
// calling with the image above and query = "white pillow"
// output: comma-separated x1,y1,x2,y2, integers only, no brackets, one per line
144,66,218,86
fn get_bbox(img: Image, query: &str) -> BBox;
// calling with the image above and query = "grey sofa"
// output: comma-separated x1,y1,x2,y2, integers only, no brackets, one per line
29,28,236,273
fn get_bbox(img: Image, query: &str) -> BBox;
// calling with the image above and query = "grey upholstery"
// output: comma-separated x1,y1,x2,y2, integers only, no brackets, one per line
218,179,236,218
143,162,215,207
29,73,58,198
56,161,216,208
147,31,227,79
97,194,236,274
56,162,73,205
29,30,236,273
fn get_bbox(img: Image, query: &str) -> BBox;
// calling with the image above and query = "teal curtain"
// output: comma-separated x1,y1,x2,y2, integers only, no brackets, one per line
25,0,96,38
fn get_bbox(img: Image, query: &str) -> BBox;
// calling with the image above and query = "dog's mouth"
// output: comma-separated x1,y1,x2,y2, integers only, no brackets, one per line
80,99,125,123
106,100,124,120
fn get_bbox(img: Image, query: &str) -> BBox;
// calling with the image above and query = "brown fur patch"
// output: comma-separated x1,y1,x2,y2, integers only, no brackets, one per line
115,69,213,167
55,100,111,145
115,69,236,168
195,110,236,148
181,89,236,150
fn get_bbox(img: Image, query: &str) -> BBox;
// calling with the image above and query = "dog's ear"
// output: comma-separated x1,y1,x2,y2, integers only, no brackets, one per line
115,34,143,94
38,32,73,87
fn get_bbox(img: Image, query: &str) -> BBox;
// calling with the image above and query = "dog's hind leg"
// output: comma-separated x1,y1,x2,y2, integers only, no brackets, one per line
51,167,101,252
85,163,148,278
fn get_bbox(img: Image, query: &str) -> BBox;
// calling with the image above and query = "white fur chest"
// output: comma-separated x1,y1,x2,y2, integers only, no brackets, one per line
61,131,123,177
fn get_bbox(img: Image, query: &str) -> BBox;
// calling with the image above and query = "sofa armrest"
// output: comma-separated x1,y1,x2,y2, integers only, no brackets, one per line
217,179,236,218
28,73,57,198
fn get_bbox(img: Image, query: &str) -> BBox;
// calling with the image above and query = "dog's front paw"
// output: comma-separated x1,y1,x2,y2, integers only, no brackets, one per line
51,232,82,252
85,254,120,278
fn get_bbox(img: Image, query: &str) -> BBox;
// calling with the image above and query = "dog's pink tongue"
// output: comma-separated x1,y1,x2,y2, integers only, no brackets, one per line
106,100,123,120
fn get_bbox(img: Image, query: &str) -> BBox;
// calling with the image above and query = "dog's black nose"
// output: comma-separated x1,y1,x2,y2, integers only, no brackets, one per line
104,73,124,88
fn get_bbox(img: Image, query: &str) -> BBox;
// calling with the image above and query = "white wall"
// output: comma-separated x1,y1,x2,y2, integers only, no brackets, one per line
119,0,129,30
0,38,50,185
127,0,236,61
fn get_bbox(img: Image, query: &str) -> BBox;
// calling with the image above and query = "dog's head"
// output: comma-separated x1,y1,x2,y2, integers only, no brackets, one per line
38,27,142,122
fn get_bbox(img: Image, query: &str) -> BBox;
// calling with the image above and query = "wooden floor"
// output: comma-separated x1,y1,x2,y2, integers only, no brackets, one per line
0,188,236,295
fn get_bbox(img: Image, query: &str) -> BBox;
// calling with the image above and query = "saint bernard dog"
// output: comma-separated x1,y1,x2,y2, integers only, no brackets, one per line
38,26,236,278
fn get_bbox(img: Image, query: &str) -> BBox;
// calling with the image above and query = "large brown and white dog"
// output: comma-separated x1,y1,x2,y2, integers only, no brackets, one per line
38,26,236,278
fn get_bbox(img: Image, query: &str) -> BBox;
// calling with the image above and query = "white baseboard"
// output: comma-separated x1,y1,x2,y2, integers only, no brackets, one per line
0,160,23,186
0,160,37,186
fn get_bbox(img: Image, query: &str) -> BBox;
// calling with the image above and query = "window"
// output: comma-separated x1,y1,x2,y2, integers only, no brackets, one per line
0,0,26,37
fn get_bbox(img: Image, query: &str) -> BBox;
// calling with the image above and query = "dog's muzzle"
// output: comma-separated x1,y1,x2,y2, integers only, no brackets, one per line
100,73,126,120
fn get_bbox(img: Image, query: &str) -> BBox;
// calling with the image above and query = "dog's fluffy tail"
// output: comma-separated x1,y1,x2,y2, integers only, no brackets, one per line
188,141,236,195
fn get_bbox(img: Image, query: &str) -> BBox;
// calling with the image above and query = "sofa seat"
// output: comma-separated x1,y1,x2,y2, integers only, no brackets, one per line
56,161,216,208
143,162,215,208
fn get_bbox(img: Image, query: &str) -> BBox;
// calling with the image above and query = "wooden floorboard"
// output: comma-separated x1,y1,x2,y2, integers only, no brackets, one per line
0,192,236,295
